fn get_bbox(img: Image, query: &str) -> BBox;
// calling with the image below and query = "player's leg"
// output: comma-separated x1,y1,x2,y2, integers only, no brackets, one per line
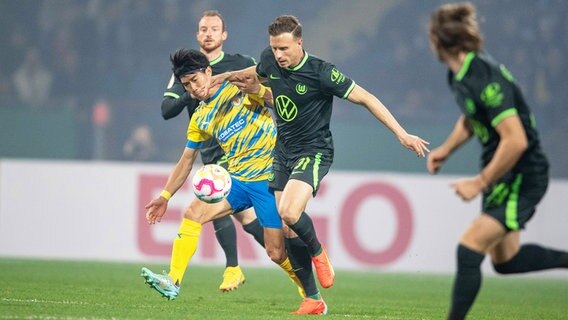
276,183,334,289
448,214,506,320
215,207,265,292
491,231,568,273
489,175,568,274
212,216,238,267
284,228,327,315
233,207,265,247
211,157,248,289
141,198,232,299
272,152,335,289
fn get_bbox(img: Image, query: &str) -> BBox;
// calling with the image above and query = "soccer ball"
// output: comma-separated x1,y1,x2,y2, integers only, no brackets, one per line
192,164,232,203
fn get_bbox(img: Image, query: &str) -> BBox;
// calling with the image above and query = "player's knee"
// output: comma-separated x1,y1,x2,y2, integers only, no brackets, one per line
184,201,203,221
266,247,286,264
278,204,300,225
492,260,517,274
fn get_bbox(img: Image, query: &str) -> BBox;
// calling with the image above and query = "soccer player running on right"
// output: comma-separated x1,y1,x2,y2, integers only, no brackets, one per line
427,3,568,319
216,15,430,313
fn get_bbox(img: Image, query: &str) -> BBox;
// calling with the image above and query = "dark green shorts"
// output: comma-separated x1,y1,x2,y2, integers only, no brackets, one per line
482,171,548,231
269,150,333,196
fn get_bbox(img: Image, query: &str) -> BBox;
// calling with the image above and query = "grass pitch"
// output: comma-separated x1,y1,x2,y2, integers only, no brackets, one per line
1,258,566,319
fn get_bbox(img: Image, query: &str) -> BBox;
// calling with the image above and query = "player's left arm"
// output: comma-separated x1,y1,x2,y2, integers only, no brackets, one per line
452,115,527,201
347,85,430,157
452,74,526,201
481,115,527,184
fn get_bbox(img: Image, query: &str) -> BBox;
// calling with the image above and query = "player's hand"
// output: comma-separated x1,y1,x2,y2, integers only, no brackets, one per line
230,74,260,94
145,197,168,224
450,176,485,201
400,134,430,157
426,147,449,174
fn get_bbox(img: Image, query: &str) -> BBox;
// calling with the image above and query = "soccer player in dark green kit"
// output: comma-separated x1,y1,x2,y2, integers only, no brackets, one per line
159,10,264,293
427,3,568,319
215,15,430,314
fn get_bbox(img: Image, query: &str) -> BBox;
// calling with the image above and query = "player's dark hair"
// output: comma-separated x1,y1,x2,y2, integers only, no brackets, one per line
268,15,302,39
170,49,210,80
200,10,226,31
429,2,483,58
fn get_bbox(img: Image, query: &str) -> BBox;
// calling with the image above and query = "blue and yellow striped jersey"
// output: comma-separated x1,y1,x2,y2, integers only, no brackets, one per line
186,81,276,182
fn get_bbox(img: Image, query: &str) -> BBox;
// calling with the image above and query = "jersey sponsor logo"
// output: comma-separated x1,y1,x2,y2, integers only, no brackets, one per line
480,82,504,108
269,74,281,80
295,83,307,95
275,95,298,122
218,118,246,143
330,68,346,84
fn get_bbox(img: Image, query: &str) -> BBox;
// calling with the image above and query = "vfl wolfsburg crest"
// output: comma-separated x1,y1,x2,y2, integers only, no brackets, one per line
275,95,298,122
295,83,307,95
481,82,504,108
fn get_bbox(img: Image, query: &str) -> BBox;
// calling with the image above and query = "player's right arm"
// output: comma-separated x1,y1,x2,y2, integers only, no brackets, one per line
145,146,199,224
161,74,199,120
427,115,473,174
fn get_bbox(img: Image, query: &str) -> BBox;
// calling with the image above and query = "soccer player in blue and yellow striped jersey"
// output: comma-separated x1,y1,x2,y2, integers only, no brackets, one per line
141,49,321,314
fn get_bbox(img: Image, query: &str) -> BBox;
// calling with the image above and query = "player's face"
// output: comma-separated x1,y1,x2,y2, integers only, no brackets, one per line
269,32,303,68
196,16,227,53
181,67,213,101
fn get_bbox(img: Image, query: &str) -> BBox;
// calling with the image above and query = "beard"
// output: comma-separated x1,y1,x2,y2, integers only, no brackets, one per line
199,39,222,53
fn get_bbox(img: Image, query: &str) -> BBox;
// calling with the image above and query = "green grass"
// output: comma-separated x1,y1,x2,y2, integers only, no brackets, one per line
0,258,566,319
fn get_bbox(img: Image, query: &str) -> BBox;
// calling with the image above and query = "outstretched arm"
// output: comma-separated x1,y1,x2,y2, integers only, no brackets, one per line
211,65,259,87
145,147,199,224
347,85,430,157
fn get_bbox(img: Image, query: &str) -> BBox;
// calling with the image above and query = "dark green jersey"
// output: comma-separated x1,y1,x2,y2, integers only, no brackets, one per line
161,52,256,164
256,47,356,156
448,51,548,175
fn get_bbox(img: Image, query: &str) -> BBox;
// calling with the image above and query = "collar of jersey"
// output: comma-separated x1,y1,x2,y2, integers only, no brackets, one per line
204,80,229,104
210,51,225,66
285,50,309,71
455,51,476,81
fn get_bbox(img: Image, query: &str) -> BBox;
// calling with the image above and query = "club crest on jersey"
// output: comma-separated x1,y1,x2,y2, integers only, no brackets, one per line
481,82,504,108
295,83,307,95
231,93,244,107
330,68,346,84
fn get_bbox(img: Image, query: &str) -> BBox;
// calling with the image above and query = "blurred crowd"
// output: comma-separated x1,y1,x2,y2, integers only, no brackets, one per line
0,0,566,176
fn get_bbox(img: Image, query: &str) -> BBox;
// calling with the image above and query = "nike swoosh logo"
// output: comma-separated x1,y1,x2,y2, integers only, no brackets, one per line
269,74,280,80
291,170,304,175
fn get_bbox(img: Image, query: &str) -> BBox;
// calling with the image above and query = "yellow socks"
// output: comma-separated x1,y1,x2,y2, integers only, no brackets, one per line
169,218,202,285
279,257,294,273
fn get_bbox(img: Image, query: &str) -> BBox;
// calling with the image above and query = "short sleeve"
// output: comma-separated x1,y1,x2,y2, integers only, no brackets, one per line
186,115,210,148
477,69,517,128
256,47,272,79
318,62,356,99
